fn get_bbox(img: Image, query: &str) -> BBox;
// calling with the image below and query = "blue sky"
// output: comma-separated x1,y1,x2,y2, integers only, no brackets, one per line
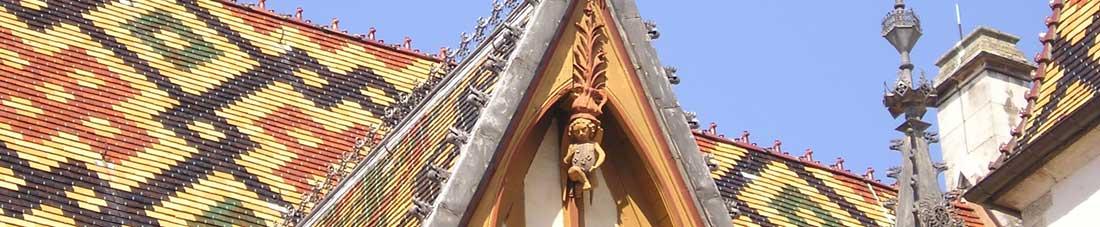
262,1,1048,181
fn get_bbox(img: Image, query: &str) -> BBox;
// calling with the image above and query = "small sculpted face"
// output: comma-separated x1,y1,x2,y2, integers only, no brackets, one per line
568,118,601,143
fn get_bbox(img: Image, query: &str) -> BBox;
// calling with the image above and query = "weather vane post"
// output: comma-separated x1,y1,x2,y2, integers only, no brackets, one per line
880,0,963,226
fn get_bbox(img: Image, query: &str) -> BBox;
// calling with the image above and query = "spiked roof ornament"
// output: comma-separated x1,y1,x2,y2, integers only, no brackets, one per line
882,0,936,120
882,0,922,54
879,1,963,226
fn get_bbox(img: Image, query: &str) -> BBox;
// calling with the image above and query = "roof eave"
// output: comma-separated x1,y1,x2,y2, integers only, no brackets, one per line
964,96,1100,215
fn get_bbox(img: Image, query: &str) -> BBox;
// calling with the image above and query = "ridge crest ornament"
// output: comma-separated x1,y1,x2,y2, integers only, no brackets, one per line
563,0,610,198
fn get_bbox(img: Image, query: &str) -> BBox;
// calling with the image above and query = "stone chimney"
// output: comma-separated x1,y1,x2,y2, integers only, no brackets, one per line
934,27,1032,226
935,26,1032,190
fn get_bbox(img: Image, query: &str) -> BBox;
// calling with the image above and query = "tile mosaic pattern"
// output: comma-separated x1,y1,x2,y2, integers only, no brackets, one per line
312,60,502,227
697,133,986,227
0,0,436,226
1017,0,1100,147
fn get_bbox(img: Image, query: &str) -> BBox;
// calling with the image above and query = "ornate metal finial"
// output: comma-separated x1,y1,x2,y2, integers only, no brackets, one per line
449,0,530,62
403,36,413,49
256,0,266,9
294,7,303,21
408,198,432,219
685,111,699,129
771,139,782,153
444,127,470,145
644,20,660,40
367,27,377,40
664,66,679,84
739,130,750,143
465,86,489,108
330,18,340,31
880,1,959,226
707,122,718,135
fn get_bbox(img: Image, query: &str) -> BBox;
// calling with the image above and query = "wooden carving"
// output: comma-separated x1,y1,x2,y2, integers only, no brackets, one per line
563,0,609,196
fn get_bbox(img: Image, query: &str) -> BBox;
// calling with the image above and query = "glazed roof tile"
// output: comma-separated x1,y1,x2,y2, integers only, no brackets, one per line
996,0,1100,168
0,0,437,226
303,1,531,224
311,58,502,227
695,131,987,226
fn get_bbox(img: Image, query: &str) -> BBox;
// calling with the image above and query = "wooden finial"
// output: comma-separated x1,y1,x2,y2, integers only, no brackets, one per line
294,7,303,21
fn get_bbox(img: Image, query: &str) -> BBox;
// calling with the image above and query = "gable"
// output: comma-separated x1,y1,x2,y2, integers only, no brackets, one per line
458,0,716,225
0,0,437,226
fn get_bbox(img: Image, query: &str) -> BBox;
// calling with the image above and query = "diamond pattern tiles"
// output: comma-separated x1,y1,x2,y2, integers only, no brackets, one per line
1017,0,1100,147
0,0,438,226
313,59,502,227
696,133,987,227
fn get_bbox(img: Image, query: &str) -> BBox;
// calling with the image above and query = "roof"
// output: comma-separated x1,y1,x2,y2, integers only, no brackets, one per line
1012,0,1100,150
307,0,736,225
0,0,437,226
694,131,987,226
966,0,1100,212
307,46,505,227
1006,0,1100,161
300,1,531,226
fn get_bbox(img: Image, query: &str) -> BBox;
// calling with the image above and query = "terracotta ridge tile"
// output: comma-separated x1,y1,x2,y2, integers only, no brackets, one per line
216,0,443,62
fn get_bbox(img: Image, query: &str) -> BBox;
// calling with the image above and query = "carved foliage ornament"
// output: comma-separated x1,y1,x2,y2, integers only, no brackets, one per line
916,197,965,227
563,0,609,197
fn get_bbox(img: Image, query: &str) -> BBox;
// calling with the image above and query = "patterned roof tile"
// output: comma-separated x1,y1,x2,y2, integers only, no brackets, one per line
696,132,987,227
0,0,437,226
1014,0,1100,153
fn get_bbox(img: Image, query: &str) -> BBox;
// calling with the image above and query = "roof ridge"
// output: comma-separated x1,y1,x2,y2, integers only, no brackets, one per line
693,129,896,191
990,0,1062,171
219,0,445,62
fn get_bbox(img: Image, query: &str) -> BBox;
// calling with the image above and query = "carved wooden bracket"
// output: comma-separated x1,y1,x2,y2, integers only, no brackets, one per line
562,0,609,198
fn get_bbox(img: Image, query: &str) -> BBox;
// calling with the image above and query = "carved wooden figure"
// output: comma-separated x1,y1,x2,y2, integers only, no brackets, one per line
562,118,607,192
562,0,610,197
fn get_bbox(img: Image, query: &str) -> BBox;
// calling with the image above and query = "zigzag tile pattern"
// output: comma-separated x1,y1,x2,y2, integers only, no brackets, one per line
696,133,988,227
1018,0,1100,147
0,0,437,226
314,62,502,227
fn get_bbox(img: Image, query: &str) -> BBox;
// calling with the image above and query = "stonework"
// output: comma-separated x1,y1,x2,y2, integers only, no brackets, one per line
935,27,1032,227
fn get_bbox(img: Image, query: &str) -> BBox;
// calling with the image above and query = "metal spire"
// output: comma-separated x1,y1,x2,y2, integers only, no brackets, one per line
880,0,962,226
